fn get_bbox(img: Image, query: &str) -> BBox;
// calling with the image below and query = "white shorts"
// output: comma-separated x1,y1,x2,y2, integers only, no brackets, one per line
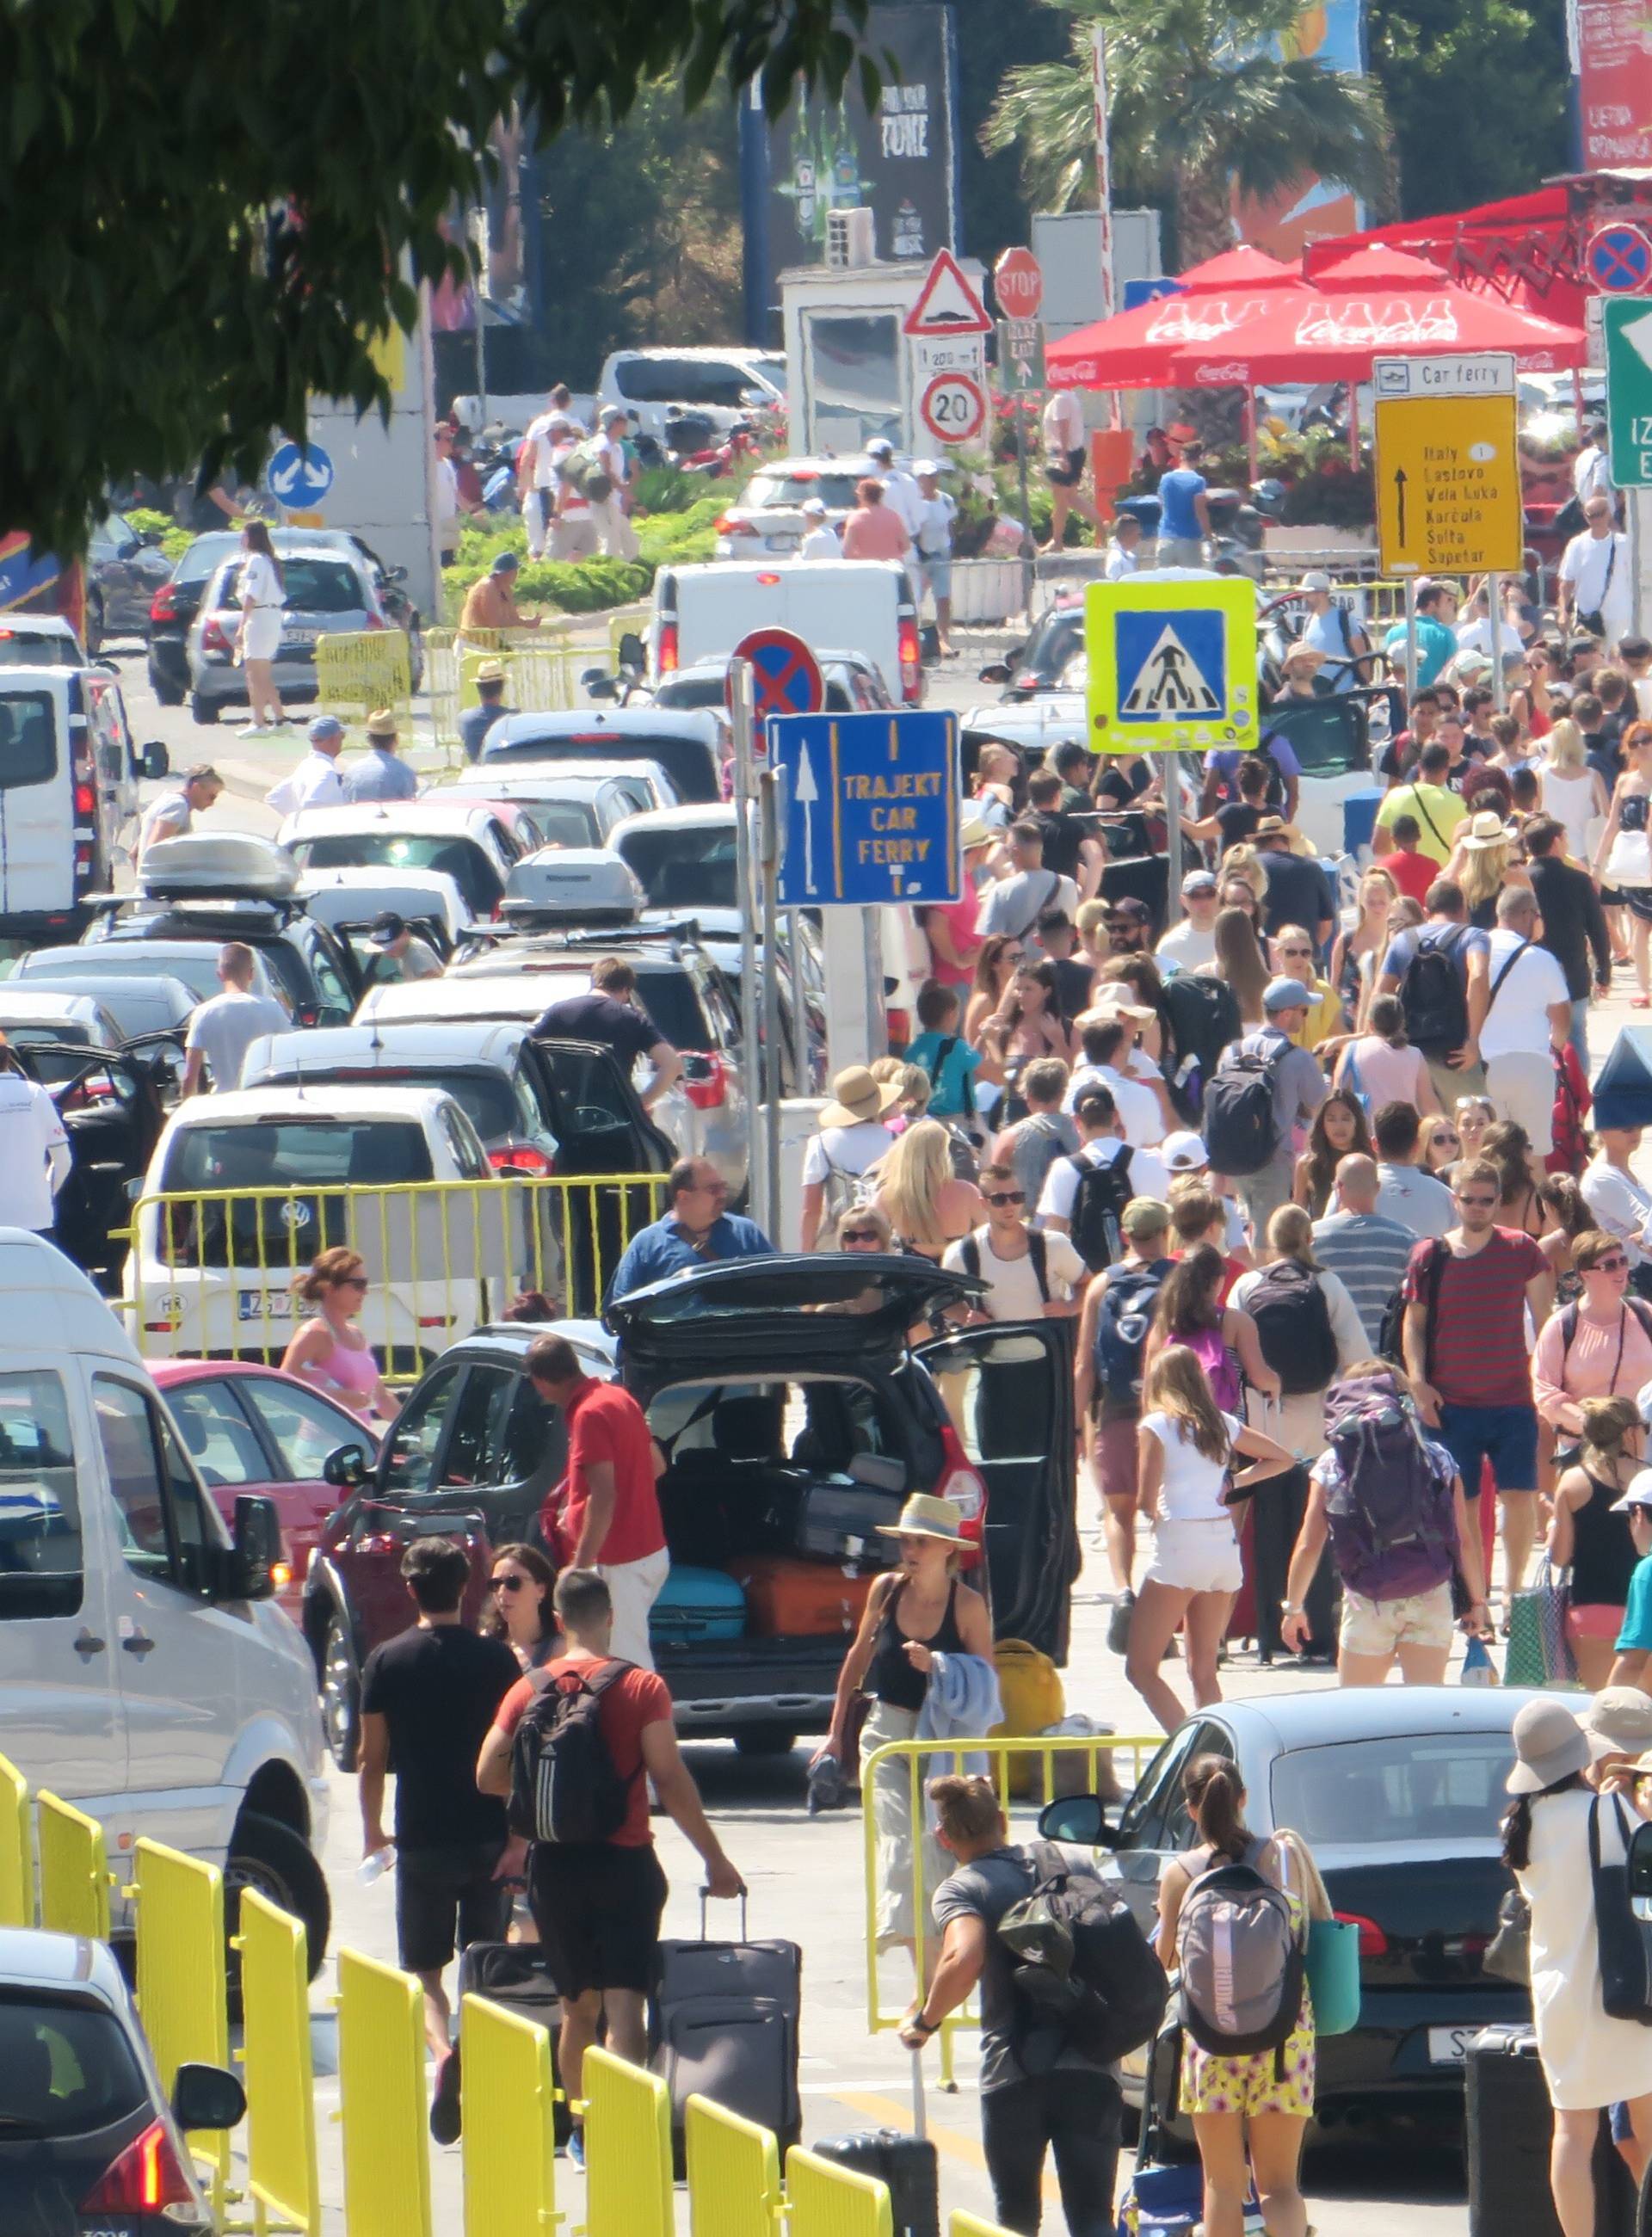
600,1546,670,1672
1143,1519,1243,1595
242,607,284,662
1485,1050,1555,1155
1340,1580,1455,1657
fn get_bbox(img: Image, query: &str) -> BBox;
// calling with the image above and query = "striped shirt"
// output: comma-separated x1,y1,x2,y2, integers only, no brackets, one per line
1310,1210,1415,1352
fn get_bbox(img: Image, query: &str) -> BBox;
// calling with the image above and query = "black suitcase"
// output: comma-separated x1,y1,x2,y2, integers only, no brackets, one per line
455,1940,572,2144
1466,2024,1633,2237
808,2129,940,2237
651,1894,802,2168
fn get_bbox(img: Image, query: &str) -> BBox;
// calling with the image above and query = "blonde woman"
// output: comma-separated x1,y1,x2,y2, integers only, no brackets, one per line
1594,722,1652,1006
1447,810,1532,931
1540,718,1609,867
1218,841,1272,911
869,1118,985,1260
1330,863,1399,1031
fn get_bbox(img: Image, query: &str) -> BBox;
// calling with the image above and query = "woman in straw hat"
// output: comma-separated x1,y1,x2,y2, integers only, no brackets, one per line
800,1065,903,1250
1445,809,1532,931
1502,1695,1652,2227
812,1494,993,1991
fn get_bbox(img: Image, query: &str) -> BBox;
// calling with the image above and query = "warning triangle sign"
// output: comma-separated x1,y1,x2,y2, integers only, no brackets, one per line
903,250,991,337
1120,624,1222,717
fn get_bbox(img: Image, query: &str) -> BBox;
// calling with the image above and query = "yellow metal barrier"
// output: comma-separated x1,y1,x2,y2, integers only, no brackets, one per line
951,2215,1017,2237
314,629,414,720
861,1734,1162,2074
0,1753,33,1926
123,1169,667,1378
337,1946,431,2237
685,2092,783,2237
460,1993,560,2237
786,2144,894,2237
131,1840,230,2197
37,1790,112,1939
237,1889,321,2236
583,2045,674,2237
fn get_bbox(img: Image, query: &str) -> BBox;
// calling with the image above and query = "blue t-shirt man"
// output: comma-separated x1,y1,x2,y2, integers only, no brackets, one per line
1383,615,1457,687
903,1030,983,1120
1156,464,1207,545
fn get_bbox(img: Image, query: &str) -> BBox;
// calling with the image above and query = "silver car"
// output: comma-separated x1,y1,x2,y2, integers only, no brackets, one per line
184,544,417,725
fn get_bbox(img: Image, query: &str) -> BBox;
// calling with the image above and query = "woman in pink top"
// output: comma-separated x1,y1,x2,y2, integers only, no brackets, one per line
1332,994,1440,1118
840,478,910,564
1532,1229,1652,1439
281,1247,399,1422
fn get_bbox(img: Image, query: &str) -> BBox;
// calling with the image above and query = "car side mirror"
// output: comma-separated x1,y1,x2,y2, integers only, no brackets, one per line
226,1493,280,1601
977,661,1011,685
139,741,170,782
323,1441,369,1490
618,632,646,670
582,669,617,702
386,564,409,584
172,2061,247,2133
1037,1792,1117,1848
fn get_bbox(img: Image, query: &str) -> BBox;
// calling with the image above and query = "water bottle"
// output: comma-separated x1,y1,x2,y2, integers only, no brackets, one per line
356,1845,394,1886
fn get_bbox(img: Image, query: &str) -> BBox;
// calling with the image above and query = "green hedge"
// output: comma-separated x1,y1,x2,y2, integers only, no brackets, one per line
124,507,193,563
443,490,730,620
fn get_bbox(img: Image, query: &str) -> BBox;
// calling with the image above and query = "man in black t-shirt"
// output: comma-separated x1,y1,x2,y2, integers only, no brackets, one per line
359,1538,521,2137
531,956,684,1111
1026,767,1103,896
1253,817,1335,948
1216,755,1270,852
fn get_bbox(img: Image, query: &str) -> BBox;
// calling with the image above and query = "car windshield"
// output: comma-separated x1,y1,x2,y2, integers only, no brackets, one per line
214,557,361,615
288,833,500,917
652,674,727,711
4,1026,99,1084
521,801,601,848
163,1118,435,1192
0,691,58,786
485,731,718,804
616,826,739,912
0,634,76,670
744,471,863,511
278,1068,520,1144
0,1999,148,2136
31,950,225,1002
1268,1731,1515,1846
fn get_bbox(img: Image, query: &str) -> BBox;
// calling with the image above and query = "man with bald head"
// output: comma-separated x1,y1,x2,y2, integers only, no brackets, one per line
1311,1153,1417,1352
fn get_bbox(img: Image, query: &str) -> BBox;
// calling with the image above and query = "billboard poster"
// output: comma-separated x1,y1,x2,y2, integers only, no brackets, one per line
1230,0,1368,258
1576,0,1652,169
743,5,959,337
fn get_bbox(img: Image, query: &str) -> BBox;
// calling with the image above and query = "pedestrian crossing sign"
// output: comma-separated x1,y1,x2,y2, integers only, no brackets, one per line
1084,577,1259,755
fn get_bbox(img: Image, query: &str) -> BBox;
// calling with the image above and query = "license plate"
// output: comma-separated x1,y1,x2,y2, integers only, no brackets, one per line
238,1289,295,1323
1427,2024,1476,2065
282,623,321,645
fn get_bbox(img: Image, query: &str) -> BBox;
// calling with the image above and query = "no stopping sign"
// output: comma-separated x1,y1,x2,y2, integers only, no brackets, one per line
920,371,986,447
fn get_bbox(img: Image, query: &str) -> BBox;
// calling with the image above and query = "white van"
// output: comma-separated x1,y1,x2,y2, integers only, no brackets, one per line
0,666,166,943
0,1231,330,1953
598,347,788,440
650,559,922,706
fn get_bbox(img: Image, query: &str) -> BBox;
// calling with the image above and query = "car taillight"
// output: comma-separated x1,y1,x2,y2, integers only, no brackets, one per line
150,584,181,624
489,1143,553,1174
1013,670,1039,690
295,1003,319,1027
356,1531,401,1556
659,622,679,675
899,619,922,703
886,1007,910,1051
755,571,782,586
1334,1911,1389,1958
682,1052,728,1110
74,781,96,816
202,616,233,655
364,612,386,631
81,2119,194,2213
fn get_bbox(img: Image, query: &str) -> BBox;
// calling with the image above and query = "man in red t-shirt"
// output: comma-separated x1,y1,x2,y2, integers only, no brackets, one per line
1372,815,1438,906
1401,1154,1554,1602
528,1333,669,1668
477,1568,743,2160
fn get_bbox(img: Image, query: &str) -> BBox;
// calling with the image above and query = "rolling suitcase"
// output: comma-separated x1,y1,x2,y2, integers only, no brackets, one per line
648,1565,748,1646
727,1554,878,1637
809,2127,940,2237
1466,2024,1632,2237
455,1940,572,2144
650,1892,802,2167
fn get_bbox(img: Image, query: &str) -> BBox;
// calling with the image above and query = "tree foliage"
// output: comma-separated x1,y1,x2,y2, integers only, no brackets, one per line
983,0,1390,268
2,0,866,553
1363,0,1569,219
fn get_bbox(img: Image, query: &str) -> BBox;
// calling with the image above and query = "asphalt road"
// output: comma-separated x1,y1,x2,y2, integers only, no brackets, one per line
102,615,1529,2233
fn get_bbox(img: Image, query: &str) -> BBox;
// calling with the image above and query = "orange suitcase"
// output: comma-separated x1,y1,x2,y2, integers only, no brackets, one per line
727,1556,878,1638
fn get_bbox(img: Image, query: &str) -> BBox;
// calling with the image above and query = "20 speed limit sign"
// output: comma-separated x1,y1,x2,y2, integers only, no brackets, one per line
920,371,986,447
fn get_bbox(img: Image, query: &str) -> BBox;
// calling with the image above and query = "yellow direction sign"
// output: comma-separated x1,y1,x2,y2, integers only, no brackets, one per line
1372,352,1523,576
1084,577,1259,755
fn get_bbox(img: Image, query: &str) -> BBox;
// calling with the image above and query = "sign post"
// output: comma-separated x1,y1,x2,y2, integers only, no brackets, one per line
1372,353,1523,578
728,661,764,1223
759,766,784,1232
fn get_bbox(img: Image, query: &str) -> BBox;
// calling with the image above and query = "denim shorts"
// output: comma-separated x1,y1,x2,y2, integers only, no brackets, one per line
1435,1402,1538,1496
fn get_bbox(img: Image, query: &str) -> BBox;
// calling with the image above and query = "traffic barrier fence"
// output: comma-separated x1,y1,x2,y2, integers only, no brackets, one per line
584,2044,675,2237
314,629,415,720
337,1946,432,2237
685,2092,784,2237
0,1752,32,1926
428,611,647,755
123,1168,667,1377
130,1839,230,2198
37,1790,112,1940
236,1888,321,2237
862,1733,1161,2082
951,2215,1017,2237
787,2143,894,2237
460,1991,559,2237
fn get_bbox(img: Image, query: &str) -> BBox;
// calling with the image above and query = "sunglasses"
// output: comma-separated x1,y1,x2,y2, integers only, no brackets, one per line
984,1190,1026,1206
339,1274,369,1291
1593,1254,1631,1273
490,1575,526,1593
1454,1192,1499,1208
841,1229,883,1245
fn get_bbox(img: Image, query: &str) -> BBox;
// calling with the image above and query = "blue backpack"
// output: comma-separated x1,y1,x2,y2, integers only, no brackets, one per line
1094,1257,1174,1407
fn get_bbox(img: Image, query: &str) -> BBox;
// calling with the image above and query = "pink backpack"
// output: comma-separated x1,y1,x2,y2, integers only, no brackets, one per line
1183,1323,1242,1413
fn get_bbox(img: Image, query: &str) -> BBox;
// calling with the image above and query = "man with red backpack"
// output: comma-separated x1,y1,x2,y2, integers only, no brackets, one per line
1279,1359,1489,1682
478,1568,744,2168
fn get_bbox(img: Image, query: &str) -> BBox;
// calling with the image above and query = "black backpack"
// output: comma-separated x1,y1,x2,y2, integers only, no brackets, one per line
1396,925,1470,1057
1160,974,1242,1118
1202,1033,1286,1177
959,1227,1049,1306
1094,1255,1174,1405
1067,1145,1135,1273
998,1840,1169,2068
1246,1258,1339,1395
508,1659,638,1845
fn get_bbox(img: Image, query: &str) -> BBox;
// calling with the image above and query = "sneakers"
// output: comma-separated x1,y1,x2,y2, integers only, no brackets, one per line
1106,1590,1135,1655
237,722,274,738
429,2046,462,2146
566,2127,586,2169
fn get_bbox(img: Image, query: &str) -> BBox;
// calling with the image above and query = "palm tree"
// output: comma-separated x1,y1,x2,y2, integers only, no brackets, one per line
984,0,1392,277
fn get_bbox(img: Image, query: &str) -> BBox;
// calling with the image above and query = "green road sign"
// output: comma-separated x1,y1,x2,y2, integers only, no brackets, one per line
1605,299,1652,490
996,318,1045,391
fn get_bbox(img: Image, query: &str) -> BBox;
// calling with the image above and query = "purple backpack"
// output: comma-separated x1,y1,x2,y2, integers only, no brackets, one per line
1184,1323,1242,1414
1320,1371,1457,1600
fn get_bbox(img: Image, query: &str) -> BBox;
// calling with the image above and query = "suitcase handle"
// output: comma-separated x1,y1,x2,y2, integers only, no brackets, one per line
700,1887,748,1941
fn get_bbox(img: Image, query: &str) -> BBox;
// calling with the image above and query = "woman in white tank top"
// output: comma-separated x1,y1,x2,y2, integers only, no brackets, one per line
1539,718,1609,863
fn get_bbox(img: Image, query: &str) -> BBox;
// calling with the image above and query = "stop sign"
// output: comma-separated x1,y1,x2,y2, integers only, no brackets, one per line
994,246,1044,320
